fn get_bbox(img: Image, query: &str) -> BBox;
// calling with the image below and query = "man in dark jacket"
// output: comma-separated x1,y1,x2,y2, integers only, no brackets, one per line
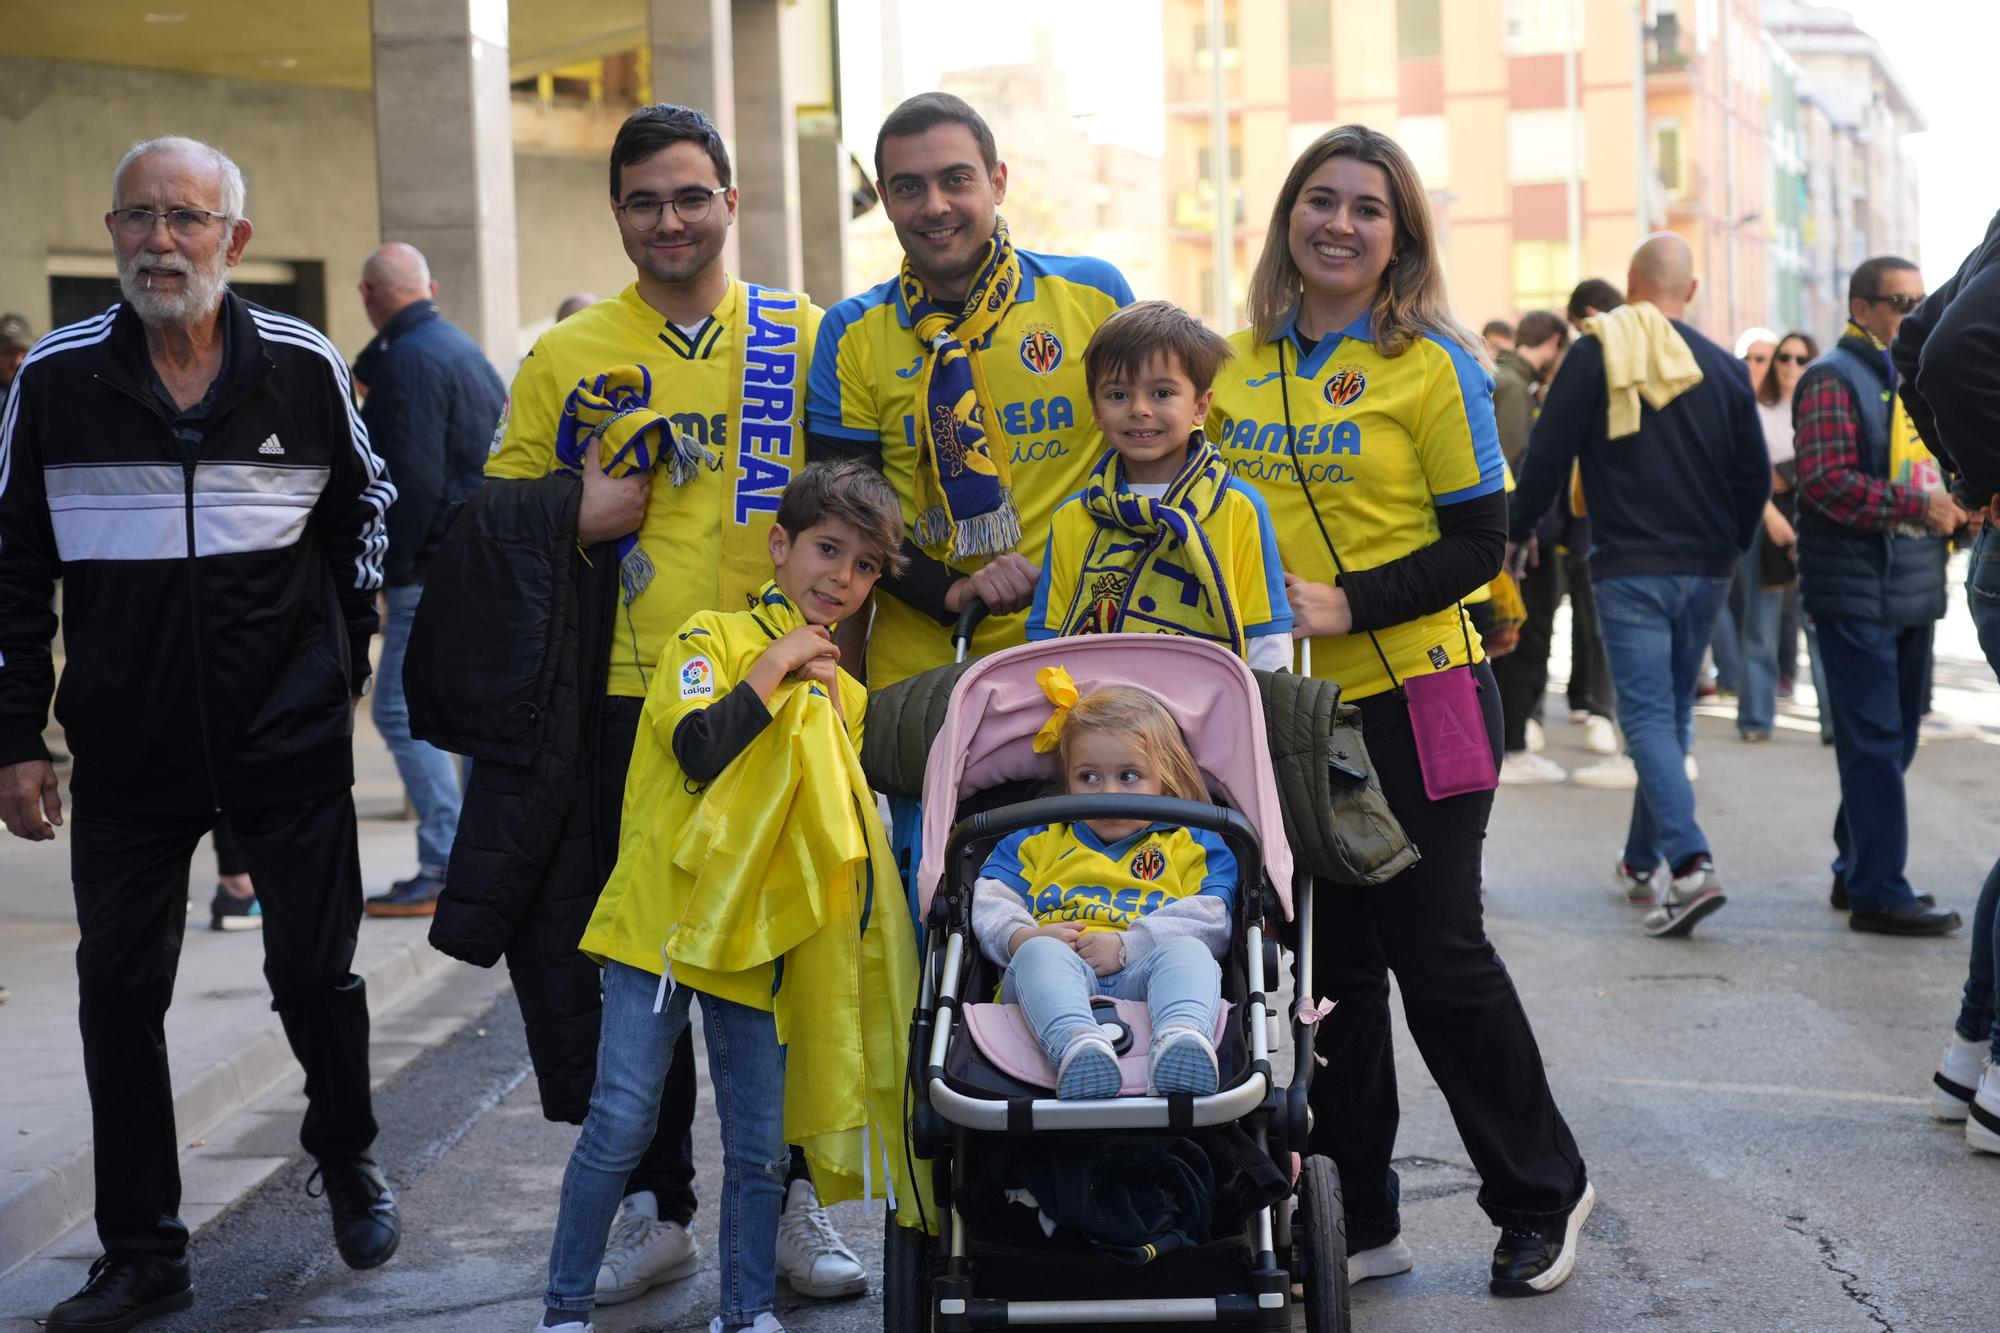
1896,209,2000,506
0,135,400,1332
355,242,504,915
1796,256,1964,937
1510,234,1770,940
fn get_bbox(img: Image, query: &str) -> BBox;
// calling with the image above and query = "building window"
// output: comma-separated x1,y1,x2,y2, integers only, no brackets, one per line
1654,120,1686,195
1194,20,1241,69
1512,239,1578,313
1289,2,1332,67
1399,115,1450,184
1398,0,1442,60
1506,109,1576,185
1503,0,1581,56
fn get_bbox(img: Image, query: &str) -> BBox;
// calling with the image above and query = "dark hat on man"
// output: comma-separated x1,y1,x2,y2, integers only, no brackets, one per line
0,314,33,351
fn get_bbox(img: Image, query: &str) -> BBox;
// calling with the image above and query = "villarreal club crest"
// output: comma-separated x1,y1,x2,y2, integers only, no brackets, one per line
1323,364,1368,409
1019,322,1064,375
1131,845,1167,880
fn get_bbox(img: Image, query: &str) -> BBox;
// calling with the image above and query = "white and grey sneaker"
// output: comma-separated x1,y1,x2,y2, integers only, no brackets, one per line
1968,1062,2000,1155
1642,859,1727,938
595,1190,699,1306
536,1318,593,1333
1931,1033,1987,1121
1525,718,1547,753
776,1178,867,1299
709,1314,787,1333
1613,859,1659,907
1347,1234,1413,1284
1150,1025,1219,1096
1570,755,1637,790
1582,714,1620,755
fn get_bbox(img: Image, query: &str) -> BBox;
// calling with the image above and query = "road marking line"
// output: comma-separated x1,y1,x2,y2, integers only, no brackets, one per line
1594,1076,1925,1107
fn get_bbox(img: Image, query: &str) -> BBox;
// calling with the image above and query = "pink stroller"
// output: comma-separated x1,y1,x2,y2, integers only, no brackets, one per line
881,629,1351,1332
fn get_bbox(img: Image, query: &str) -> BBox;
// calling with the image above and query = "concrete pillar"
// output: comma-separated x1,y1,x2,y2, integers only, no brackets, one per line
648,0,738,275
371,0,520,367
796,117,850,307
730,0,803,291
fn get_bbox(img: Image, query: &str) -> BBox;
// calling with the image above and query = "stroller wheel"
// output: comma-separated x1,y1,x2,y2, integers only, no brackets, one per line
1296,1155,1352,1333
883,1205,932,1332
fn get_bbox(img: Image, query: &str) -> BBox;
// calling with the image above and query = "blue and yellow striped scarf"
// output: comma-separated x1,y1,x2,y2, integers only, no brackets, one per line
901,218,1024,560
1055,433,1246,656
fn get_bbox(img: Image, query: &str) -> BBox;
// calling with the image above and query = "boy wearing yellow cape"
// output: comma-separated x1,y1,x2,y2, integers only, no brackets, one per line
539,460,924,1333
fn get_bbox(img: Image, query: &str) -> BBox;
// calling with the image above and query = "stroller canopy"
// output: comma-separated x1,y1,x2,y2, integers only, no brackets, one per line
915,634,1295,919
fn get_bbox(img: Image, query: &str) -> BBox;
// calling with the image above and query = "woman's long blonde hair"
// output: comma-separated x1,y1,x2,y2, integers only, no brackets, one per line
1245,123,1486,367
1057,687,1207,804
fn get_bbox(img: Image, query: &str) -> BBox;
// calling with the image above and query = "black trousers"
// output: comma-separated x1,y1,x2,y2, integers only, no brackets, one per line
1493,550,1562,753
71,789,378,1257
1564,551,1613,717
582,697,699,1222
1305,662,1587,1250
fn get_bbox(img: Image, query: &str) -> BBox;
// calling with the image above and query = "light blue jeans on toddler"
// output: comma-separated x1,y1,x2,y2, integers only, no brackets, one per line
544,961,787,1327
1003,933,1221,1066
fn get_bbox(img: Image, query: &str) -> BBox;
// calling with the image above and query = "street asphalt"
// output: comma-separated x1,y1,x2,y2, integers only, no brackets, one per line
2,594,1996,1332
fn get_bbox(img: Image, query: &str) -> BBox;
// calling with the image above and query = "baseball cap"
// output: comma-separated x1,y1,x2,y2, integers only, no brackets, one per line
0,314,32,351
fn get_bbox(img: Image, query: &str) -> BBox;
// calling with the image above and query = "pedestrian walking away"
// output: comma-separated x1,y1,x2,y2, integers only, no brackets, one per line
1207,122,1593,1298
353,240,505,917
0,135,400,1333
1510,233,1771,938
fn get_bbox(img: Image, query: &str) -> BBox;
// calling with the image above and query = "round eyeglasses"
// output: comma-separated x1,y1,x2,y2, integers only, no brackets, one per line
614,188,728,230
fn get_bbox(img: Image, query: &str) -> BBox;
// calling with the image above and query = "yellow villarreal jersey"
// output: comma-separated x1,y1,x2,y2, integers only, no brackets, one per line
980,821,1239,935
806,251,1132,687
488,280,823,696
1205,313,1506,700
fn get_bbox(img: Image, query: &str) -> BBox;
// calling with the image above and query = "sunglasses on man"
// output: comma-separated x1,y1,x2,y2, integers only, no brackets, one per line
1863,292,1923,314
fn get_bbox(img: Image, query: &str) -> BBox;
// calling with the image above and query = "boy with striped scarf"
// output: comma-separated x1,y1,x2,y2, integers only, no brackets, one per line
1028,301,1294,670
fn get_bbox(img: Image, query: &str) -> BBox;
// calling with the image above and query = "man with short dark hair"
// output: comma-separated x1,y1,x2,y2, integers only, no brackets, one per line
353,241,504,916
1795,256,1965,936
1511,235,1771,938
1482,317,1515,357
0,134,400,1332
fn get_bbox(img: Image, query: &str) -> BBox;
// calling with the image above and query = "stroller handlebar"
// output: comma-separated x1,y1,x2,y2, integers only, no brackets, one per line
951,596,990,662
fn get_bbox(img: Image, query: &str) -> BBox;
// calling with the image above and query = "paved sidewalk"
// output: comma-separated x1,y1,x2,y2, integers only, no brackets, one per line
0,708,489,1278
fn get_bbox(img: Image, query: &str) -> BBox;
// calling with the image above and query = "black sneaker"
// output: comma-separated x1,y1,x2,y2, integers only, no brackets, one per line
364,870,444,918
209,885,263,932
308,1156,401,1269
1490,1182,1595,1297
46,1252,193,1332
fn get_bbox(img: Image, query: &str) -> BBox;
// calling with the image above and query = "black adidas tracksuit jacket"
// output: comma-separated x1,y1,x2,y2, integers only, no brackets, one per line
0,292,396,814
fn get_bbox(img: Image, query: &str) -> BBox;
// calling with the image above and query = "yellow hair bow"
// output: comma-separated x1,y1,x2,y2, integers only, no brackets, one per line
1032,665,1079,754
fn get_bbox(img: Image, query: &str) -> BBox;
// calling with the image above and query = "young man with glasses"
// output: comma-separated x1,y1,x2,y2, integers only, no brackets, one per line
0,135,400,1332
441,103,866,1312
1793,256,1966,937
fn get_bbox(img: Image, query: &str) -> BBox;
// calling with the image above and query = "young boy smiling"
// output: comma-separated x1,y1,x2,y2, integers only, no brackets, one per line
1028,299,1293,669
539,459,919,1333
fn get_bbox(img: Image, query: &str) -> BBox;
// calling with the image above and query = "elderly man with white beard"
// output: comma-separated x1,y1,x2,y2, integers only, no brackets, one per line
0,136,402,1332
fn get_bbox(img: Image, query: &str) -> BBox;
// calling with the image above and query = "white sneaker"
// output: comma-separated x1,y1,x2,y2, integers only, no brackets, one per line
1642,859,1727,938
776,1178,867,1298
1525,718,1547,753
1932,1033,1987,1121
1571,755,1637,789
536,1320,592,1333
709,1315,787,1333
1583,714,1619,755
1500,751,1568,786
1347,1234,1413,1284
1612,859,1658,907
1150,1025,1219,1095
596,1190,699,1305
1968,1063,2000,1155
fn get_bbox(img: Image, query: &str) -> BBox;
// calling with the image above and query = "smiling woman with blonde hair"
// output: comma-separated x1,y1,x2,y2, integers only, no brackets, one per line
1208,122,1594,1300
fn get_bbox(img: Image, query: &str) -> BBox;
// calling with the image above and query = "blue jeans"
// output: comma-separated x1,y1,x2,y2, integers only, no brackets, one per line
372,584,463,873
1814,615,1931,912
1002,933,1221,1064
1733,543,1785,736
1594,573,1732,872
545,963,786,1324
1956,526,2000,1057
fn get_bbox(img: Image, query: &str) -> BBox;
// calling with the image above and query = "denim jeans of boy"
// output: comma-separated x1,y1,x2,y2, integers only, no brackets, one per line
1733,542,1785,736
1003,933,1221,1065
1815,615,1931,913
545,962,786,1325
371,584,463,872
1594,572,1731,872
1956,525,2000,1057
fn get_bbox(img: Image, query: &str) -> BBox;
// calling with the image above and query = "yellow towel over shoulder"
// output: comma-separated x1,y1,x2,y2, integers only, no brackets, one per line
579,585,924,1226
1581,300,1703,440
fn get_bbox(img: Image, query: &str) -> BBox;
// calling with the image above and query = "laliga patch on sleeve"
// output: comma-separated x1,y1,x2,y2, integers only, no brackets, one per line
1427,644,1450,670
679,656,716,699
